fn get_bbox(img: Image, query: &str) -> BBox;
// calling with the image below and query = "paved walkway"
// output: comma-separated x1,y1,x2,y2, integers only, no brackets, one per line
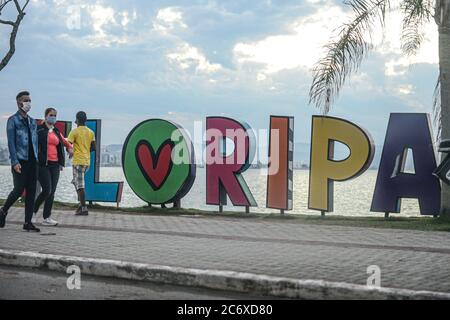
1,207,450,293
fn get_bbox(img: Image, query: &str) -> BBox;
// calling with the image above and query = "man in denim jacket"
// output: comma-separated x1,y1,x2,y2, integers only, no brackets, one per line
0,91,40,232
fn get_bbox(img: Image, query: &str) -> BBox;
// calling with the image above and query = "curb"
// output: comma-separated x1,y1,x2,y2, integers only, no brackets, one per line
1,249,449,300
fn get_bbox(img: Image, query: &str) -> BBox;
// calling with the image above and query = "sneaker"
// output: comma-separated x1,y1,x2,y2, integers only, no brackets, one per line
23,222,40,232
31,213,39,224
0,208,6,228
75,206,88,216
75,205,82,215
42,218,58,226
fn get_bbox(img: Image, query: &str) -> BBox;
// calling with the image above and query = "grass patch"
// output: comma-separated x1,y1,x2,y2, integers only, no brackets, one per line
2,198,450,232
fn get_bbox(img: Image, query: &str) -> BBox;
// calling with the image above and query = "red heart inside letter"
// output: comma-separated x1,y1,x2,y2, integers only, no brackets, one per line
136,141,174,190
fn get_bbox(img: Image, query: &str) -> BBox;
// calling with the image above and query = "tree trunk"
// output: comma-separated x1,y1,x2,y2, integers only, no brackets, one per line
436,0,450,216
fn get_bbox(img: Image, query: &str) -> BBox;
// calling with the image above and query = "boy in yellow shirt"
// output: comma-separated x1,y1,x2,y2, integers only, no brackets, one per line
68,111,96,216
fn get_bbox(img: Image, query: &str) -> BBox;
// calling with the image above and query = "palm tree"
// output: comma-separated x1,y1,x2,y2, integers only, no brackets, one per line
309,0,450,216
0,0,30,72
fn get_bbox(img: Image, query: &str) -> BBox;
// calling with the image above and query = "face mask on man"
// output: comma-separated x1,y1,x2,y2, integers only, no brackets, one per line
21,101,31,113
46,116,57,125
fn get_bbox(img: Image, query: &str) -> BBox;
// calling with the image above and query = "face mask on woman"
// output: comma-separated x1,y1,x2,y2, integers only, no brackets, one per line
46,116,57,125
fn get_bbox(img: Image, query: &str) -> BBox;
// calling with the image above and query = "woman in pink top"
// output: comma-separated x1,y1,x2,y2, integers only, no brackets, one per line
34,108,73,226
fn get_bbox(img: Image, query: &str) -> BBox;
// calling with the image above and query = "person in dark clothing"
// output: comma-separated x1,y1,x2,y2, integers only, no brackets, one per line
0,91,40,232
33,108,73,226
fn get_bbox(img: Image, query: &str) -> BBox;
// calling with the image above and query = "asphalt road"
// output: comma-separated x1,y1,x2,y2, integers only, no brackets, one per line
0,266,267,300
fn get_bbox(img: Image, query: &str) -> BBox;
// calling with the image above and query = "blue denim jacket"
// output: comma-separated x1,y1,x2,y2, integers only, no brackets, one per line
6,111,38,166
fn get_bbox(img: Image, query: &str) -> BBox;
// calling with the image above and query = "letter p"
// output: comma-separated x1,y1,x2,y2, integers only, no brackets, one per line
309,116,375,212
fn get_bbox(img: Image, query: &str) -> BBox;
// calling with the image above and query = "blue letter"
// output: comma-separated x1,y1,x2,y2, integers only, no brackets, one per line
85,119,124,205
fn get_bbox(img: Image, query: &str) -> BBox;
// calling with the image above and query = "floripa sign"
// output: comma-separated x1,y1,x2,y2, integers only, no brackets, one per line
60,113,449,216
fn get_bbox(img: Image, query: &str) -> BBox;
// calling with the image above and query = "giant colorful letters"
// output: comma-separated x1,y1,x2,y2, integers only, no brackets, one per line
69,113,445,216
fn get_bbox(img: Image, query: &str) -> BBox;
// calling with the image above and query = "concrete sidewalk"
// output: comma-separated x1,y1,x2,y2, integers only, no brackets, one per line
1,207,450,298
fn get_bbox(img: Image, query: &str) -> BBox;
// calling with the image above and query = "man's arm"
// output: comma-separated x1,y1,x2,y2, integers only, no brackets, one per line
89,130,96,152
90,140,97,152
6,117,19,168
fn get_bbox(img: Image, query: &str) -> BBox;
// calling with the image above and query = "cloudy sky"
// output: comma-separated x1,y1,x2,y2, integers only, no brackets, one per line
0,0,440,152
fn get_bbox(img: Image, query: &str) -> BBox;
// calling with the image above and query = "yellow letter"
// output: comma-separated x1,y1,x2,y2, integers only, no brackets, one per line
309,116,375,212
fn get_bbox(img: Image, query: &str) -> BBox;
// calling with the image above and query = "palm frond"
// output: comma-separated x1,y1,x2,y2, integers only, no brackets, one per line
309,0,391,113
400,0,433,56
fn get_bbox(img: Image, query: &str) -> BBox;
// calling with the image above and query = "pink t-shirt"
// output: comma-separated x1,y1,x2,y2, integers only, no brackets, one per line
48,130,71,162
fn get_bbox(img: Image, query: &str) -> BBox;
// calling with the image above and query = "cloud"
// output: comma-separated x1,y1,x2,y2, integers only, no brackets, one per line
89,5,116,33
40,1,140,48
233,5,349,74
377,10,438,77
232,2,438,80
85,4,123,46
153,7,187,34
151,6,222,75
396,84,414,95
167,43,223,74
147,6,224,76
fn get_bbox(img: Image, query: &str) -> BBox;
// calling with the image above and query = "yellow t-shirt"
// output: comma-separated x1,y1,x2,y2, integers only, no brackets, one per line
68,126,95,166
